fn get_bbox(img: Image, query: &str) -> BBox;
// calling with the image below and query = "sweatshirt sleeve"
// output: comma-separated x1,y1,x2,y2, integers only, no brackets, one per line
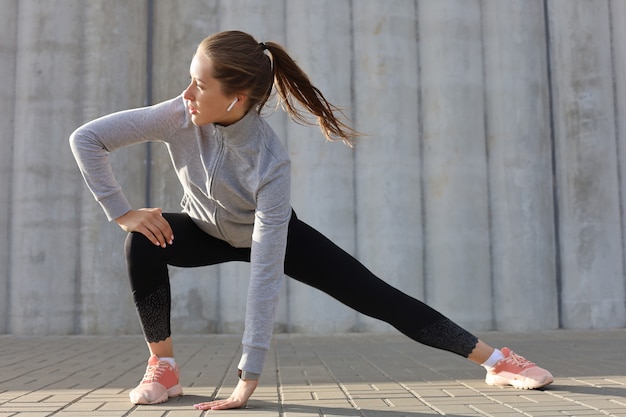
238,157,292,375
69,96,186,220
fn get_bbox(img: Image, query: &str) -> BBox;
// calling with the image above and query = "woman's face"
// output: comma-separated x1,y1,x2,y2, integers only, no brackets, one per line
183,52,243,126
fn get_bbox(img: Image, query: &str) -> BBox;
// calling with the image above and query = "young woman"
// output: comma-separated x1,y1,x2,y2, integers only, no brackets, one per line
70,30,553,411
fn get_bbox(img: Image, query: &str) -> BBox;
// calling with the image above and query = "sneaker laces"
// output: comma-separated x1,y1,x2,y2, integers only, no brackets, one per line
141,362,169,383
503,351,536,370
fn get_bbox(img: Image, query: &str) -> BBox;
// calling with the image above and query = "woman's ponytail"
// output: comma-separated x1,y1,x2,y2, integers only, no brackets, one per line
265,42,360,147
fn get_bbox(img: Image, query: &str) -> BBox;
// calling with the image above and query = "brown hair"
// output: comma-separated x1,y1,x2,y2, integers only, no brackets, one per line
197,31,360,147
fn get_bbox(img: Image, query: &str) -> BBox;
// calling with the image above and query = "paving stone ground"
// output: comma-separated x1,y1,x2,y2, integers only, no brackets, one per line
1,330,625,417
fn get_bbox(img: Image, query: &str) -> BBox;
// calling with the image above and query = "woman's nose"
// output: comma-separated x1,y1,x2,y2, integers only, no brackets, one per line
183,83,194,100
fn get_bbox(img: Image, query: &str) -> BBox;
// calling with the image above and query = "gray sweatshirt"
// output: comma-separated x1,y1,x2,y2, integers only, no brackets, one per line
70,94,292,375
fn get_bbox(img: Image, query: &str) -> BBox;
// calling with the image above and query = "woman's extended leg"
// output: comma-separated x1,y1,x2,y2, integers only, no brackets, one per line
283,213,553,389
124,212,249,404
283,214,479,356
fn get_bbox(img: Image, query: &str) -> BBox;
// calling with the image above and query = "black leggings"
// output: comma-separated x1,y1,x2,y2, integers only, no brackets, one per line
125,212,478,358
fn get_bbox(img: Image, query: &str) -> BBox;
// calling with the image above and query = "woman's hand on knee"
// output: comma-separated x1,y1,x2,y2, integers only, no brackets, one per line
115,208,174,248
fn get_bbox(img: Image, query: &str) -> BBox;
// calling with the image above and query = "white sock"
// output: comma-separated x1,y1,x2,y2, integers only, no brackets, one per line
481,349,504,370
159,357,176,368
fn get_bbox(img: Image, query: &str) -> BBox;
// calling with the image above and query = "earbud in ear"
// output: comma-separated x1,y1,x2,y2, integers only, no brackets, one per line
226,98,238,112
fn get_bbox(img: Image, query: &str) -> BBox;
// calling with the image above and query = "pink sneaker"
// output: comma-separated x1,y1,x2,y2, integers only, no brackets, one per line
129,355,183,404
485,347,553,389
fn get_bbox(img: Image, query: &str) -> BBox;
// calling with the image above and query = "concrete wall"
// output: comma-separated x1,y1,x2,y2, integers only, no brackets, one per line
1,0,624,336
483,1,558,330
0,0,18,335
549,0,625,328
10,0,84,334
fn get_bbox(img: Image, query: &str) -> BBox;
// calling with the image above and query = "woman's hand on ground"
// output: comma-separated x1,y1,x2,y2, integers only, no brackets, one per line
115,208,173,248
193,379,259,410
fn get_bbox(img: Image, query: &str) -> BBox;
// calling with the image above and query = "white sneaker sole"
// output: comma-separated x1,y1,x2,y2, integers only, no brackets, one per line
129,383,183,405
485,373,553,390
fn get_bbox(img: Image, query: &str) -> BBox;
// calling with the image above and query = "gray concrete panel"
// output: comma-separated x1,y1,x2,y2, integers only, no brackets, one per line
10,0,85,333
284,0,359,333
419,0,492,330
76,1,149,335
482,0,559,331
611,0,626,326
0,0,18,333
353,1,423,332
548,0,625,328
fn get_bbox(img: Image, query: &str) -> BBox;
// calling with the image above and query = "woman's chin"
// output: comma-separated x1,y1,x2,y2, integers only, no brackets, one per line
190,114,209,126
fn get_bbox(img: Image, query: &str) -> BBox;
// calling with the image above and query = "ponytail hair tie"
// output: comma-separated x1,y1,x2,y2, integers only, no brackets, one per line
258,42,273,71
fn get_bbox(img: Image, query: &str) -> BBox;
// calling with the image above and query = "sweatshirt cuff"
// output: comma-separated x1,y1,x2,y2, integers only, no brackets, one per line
238,344,268,375
98,191,132,221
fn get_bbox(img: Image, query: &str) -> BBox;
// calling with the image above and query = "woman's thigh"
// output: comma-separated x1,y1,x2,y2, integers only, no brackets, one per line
126,212,250,271
159,213,251,267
